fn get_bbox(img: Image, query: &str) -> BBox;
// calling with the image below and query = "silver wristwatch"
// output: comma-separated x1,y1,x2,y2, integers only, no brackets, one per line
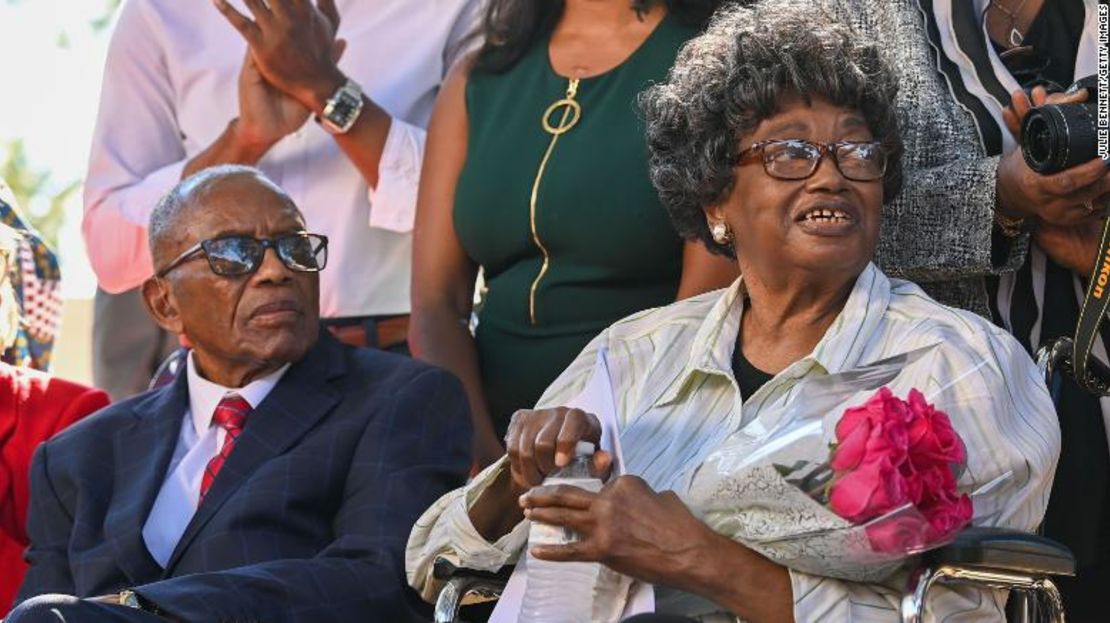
319,78,364,134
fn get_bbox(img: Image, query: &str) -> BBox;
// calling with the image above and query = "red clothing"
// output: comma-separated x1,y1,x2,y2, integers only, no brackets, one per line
0,363,108,613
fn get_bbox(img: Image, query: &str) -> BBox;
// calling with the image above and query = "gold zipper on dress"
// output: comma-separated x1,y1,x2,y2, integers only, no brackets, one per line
528,78,581,325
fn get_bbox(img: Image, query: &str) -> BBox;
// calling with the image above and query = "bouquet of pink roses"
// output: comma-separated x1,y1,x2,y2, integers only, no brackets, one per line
686,345,1006,583
820,386,971,553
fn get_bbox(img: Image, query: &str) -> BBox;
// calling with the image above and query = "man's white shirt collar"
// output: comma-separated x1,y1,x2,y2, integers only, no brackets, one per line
185,352,291,435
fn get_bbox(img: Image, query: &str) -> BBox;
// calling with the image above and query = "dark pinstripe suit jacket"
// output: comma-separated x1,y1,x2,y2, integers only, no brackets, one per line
15,331,472,622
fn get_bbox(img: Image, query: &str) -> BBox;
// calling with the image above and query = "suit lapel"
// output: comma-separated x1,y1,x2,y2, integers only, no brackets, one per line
104,373,189,583
163,333,345,574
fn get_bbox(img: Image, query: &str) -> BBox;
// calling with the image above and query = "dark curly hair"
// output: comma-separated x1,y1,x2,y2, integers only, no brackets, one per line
640,0,904,258
473,0,724,74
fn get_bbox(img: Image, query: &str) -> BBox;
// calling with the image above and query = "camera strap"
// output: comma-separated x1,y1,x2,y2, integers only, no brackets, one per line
1072,217,1110,395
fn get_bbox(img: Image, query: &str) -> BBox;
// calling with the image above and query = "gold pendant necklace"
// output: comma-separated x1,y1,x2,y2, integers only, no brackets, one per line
527,78,581,325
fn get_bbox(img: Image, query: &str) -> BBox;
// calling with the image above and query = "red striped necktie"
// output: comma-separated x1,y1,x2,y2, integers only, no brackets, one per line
199,393,251,502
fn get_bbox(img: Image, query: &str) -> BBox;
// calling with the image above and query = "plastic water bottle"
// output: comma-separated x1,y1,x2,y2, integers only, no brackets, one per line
518,441,606,623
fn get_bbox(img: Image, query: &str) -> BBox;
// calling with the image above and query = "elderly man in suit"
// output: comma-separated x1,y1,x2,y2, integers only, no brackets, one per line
6,165,472,622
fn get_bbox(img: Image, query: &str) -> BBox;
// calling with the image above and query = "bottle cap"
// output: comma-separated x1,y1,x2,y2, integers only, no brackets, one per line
574,441,596,457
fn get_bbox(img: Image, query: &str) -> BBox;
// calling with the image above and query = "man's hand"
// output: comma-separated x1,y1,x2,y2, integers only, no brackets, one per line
504,407,612,493
522,476,719,588
996,88,1110,226
233,52,311,154
214,0,346,112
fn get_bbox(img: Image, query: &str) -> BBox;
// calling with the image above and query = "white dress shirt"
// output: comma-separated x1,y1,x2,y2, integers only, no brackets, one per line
407,263,1061,621
84,0,481,316
142,353,289,568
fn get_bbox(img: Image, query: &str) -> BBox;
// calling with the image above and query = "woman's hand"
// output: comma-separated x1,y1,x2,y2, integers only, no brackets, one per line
521,476,795,622
520,475,714,588
1032,217,1106,277
505,407,612,493
1000,86,1086,138
466,407,612,542
999,88,1110,274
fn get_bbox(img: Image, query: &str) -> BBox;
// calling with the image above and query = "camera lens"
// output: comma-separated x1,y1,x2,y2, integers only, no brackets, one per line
1022,111,1060,172
1020,101,1098,174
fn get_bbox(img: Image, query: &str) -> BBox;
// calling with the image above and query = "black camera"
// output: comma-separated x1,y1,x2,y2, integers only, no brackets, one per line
1020,75,1099,174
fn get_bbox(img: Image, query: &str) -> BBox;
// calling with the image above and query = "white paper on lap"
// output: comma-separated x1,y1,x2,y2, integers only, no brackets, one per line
490,347,655,622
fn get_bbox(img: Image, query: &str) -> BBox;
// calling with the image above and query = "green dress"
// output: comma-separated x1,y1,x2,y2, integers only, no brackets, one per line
454,15,698,435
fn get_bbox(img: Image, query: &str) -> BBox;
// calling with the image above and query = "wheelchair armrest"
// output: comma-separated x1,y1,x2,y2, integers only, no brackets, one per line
923,527,1075,577
432,558,512,623
434,557,514,583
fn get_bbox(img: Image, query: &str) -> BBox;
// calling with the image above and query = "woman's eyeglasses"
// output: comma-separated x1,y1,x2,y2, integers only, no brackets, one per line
736,139,888,182
155,233,329,278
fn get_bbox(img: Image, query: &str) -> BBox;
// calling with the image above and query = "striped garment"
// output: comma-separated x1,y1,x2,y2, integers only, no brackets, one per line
406,263,1061,621
908,0,1110,574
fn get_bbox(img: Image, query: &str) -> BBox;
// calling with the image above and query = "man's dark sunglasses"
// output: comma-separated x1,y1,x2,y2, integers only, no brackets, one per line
155,233,329,278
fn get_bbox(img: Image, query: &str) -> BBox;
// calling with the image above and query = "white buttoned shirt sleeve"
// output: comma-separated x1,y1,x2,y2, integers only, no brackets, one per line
83,0,482,317
141,353,289,568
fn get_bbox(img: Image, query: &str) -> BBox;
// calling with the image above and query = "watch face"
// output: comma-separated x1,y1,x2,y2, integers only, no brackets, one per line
324,82,363,133
331,94,358,123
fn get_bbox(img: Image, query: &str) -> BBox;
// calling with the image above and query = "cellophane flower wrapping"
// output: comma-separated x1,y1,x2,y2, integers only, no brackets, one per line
685,345,1007,583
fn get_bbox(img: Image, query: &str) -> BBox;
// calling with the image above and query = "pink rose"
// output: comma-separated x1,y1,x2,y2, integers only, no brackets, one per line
906,389,966,467
828,455,911,523
916,464,958,504
826,387,974,546
921,492,972,538
897,458,925,505
831,388,911,472
830,405,874,471
865,514,934,554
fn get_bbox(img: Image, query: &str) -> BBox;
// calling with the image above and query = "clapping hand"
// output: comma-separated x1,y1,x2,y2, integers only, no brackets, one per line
215,0,347,113
234,51,311,152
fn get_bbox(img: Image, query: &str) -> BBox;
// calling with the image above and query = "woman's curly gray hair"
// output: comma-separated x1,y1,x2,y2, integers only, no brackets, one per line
640,0,903,257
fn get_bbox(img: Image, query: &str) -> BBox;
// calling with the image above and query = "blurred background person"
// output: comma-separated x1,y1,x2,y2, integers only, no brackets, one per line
83,0,480,400
0,221,109,614
411,0,738,470
0,181,62,373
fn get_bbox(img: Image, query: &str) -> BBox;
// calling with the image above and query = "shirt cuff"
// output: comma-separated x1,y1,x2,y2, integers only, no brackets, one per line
450,458,529,570
367,118,425,234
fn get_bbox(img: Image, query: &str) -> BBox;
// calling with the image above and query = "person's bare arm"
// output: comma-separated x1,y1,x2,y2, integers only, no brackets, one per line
406,61,505,470
675,240,740,300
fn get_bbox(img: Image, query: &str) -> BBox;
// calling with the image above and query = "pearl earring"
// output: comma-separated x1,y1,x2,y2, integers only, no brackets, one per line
710,221,732,245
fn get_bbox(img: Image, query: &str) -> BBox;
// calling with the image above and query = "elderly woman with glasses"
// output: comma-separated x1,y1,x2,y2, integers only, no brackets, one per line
407,2,1060,621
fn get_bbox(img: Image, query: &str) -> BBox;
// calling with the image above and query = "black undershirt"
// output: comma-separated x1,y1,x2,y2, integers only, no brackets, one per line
732,342,775,401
